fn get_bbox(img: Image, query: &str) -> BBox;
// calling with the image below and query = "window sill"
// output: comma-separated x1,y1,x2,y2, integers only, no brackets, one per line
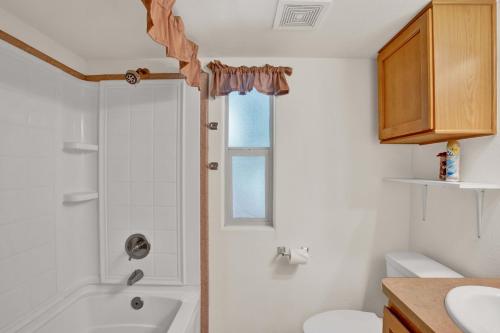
222,225,275,232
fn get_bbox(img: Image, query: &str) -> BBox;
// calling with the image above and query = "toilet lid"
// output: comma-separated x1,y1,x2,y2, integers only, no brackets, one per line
303,310,382,333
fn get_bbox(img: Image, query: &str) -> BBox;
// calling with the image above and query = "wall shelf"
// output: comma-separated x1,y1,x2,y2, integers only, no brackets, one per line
384,178,500,239
63,191,98,203
63,142,98,152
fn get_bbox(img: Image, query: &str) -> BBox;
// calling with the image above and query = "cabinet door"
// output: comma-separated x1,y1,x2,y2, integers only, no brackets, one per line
378,9,433,140
383,307,411,333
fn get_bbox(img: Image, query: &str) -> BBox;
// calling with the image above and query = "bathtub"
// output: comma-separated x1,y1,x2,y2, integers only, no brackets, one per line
9,285,199,333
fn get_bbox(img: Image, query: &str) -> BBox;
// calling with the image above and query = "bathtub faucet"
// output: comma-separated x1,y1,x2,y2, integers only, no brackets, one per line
127,269,144,286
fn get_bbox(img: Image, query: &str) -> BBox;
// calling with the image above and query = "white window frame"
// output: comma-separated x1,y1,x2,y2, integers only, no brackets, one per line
224,93,274,227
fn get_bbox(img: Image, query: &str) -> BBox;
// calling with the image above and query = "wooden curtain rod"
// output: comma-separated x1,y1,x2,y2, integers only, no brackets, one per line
0,29,185,82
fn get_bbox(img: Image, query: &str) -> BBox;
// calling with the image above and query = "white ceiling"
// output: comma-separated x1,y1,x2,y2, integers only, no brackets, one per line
0,0,429,60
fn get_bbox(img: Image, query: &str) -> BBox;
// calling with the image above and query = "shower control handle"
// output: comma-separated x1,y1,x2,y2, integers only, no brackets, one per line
125,234,151,261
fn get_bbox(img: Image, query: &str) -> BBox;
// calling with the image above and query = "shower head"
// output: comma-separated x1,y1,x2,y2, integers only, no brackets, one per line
125,68,150,85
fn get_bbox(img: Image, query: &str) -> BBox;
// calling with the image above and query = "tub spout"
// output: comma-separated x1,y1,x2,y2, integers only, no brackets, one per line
127,269,144,286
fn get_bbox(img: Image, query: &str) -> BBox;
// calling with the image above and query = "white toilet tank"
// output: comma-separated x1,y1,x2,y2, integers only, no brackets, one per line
385,252,463,278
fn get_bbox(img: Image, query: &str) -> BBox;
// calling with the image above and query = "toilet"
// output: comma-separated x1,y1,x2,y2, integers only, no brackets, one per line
303,252,463,333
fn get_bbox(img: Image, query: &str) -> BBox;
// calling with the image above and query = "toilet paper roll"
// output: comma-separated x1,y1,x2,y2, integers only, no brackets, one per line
289,248,309,265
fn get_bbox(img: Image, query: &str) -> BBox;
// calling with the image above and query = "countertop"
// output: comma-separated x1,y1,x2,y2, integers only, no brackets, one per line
382,278,500,333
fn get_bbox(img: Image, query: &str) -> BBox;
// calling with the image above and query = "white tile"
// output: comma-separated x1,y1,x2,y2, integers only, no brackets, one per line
154,136,177,161
154,106,178,137
0,287,30,329
2,221,29,256
107,134,130,159
130,109,153,153
0,157,27,189
154,253,178,278
108,205,130,230
28,127,54,157
27,100,59,129
154,206,177,230
25,216,54,249
26,157,54,187
131,182,153,206
130,87,153,114
26,188,54,217
154,230,178,254
28,66,59,102
131,156,153,182
0,190,25,224
0,253,30,294
108,109,130,137
105,88,129,114
0,124,28,157
108,182,130,205
130,206,154,230
108,230,131,254
29,269,57,308
154,182,177,206
108,251,153,277
29,243,56,275
0,90,28,125
108,158,130,182
0,48,30,92
154,155,176,182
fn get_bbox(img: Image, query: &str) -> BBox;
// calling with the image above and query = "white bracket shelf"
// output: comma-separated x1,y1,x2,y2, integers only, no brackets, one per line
63,142,99,152
63,191,98,203
384,178,500,239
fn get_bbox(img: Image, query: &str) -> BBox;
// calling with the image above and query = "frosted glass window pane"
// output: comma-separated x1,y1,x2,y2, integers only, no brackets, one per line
232,156,266,219
228,89,271,148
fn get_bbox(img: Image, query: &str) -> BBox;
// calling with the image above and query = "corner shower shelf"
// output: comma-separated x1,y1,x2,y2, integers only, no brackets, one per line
63,191,98,203
384,178,500,238
63,142,99,152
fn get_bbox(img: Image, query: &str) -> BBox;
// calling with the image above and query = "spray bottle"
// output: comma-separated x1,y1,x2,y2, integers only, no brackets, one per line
446,140,460,182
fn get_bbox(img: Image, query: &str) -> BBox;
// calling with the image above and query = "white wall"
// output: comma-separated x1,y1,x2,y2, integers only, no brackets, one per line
0,7,88,74
408,5,500,279
0,40,99,331
207,57,413,333
409,136,500,277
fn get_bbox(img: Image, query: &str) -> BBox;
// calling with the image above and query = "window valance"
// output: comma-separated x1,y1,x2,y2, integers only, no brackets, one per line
207,60,292,97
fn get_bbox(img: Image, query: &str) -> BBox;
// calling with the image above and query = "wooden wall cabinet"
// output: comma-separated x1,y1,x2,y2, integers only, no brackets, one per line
378,0,497,144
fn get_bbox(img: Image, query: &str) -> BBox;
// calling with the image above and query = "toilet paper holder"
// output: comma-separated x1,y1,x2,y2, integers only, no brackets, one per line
277,246,309,257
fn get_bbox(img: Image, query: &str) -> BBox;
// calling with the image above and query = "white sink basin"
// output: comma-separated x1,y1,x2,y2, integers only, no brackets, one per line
445,286,500,333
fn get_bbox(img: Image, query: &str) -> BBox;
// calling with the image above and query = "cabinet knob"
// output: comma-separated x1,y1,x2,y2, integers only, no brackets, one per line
208,162,219,170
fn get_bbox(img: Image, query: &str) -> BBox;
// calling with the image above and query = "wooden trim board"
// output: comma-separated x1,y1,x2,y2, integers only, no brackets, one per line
0,29,87,80
0,28,209,333
199,72,209,333
0,29,186,82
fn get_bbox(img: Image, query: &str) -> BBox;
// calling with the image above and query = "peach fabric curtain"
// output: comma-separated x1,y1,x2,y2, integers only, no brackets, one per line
207,60,293,96
141,0,201,87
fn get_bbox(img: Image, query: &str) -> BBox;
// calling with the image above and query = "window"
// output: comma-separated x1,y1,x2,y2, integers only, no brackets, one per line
225,89,273,226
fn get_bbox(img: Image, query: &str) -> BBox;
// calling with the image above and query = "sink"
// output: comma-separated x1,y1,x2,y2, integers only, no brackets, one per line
445,286,500,333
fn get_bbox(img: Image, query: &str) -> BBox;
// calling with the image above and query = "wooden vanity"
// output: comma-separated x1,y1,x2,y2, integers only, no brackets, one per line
382,278,500,332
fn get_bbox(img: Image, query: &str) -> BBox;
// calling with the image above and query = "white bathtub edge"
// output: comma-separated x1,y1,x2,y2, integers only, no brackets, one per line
3,276,99,333
4,283,200,333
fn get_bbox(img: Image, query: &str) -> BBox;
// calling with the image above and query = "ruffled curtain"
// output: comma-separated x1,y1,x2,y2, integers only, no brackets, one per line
141,0,201,87
207,60,293,97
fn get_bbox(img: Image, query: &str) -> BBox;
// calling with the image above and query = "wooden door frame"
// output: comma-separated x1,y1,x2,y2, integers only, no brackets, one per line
0,29,210,333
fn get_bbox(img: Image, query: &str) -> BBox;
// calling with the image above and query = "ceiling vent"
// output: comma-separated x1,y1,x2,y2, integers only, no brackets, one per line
273,0,331,30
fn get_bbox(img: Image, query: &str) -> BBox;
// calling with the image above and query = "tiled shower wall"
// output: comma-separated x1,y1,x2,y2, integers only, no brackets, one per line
100,81,200,285
0,40,98,330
